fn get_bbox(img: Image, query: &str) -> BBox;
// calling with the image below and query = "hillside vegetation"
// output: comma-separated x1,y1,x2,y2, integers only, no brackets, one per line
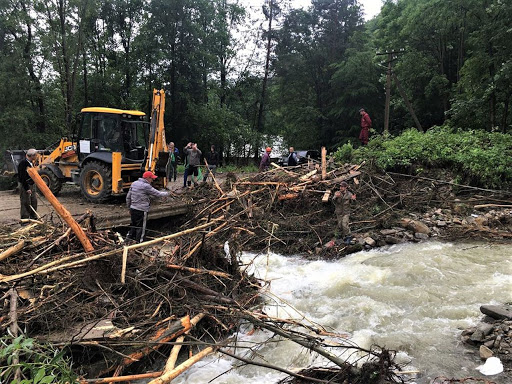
335,126,512,189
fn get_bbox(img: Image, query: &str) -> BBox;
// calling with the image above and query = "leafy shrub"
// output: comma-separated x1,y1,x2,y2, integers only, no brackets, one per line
333,126,512,189
0,335,77,383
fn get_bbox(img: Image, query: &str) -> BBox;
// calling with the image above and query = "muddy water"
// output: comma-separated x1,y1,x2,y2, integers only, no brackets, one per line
170,241,512,384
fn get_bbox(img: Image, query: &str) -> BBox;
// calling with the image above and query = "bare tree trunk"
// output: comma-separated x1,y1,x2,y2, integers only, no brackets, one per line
256,0,275,132
20,0,46,133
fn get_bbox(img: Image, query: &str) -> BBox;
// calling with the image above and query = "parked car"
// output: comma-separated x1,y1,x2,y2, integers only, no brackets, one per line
277,150,321,166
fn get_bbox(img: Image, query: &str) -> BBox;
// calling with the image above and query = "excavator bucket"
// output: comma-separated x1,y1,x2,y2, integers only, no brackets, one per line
3,150,26,176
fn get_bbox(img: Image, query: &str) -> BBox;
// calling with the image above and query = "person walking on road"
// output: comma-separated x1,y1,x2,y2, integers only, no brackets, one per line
126,171,169,243
359,108,372,146
18,148,38,220
332,181,356,244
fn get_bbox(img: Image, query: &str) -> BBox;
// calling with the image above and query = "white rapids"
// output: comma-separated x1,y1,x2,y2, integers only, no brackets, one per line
162,241,512,384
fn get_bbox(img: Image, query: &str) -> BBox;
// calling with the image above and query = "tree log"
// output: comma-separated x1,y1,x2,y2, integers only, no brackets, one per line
0,240,26,262
112,315,192,377
148,345,216,384
27,167,94,252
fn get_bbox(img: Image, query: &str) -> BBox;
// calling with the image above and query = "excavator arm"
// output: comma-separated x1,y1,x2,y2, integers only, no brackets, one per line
145,89,167,180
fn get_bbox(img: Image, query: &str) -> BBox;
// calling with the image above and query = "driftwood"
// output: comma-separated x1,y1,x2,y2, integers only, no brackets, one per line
121,219,222,283
0,240,26,262
6,157,498,383
79,371,163,383
166,264,231,279
112,315,192,377
150,345,216,384
148,313,205,384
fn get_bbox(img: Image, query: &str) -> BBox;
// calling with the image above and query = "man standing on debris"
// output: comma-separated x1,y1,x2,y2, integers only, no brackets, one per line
18,148,39,221
332,181,356,244
204,144,219,183
359,108,372,146
126,171,169,243
259,147,272,172
183,143,202,187
287,146,298,166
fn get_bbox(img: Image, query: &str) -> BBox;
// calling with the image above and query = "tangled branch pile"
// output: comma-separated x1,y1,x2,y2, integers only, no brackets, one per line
2,159,510,382
184,161,512,259
0,173,406,384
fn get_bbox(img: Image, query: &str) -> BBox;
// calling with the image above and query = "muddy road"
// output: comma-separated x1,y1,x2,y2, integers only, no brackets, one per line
0,181,191,228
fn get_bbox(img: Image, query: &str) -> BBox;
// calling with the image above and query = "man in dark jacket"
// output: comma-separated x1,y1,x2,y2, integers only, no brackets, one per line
332,181,356,243
18,148,38,220
204,145,219,183
126,171,169,243
359,108,372,146
287,147,298,166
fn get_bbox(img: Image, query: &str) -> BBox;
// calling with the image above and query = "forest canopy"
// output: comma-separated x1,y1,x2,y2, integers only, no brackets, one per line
0,0,510,161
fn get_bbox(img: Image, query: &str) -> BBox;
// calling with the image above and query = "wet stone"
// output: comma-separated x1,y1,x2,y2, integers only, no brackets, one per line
478,323,495,336
471,330,485,342
480,345,494,359
480,304,512,320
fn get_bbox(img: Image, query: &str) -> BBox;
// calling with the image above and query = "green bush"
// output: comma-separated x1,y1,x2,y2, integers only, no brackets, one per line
333,126,512,189
0,335,77,383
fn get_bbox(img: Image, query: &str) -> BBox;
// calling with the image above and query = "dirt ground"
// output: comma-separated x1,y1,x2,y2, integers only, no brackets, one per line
0,179,196,228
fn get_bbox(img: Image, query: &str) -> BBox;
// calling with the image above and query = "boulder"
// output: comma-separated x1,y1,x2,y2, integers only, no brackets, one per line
478,323,495,336
480,305,512,320
400,218,431,234
385,235,401,244
470,329,485,342
363,237,376,247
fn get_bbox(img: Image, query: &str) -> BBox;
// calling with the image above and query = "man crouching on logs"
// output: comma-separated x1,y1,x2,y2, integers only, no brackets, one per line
333,181,356,244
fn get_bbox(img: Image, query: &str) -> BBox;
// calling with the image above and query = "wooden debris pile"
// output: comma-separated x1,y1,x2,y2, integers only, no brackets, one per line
0,161,412,383
184,161,512,257
0,213,261,382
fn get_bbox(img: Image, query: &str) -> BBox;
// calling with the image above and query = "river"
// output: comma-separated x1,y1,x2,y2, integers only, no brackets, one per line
170,241,511,384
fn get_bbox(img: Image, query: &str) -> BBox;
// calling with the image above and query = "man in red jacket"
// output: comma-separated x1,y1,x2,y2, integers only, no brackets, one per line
359,108,372,145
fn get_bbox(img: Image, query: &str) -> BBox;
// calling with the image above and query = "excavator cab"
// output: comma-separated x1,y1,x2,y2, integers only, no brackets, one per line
75,108,150,202
78,108,147,162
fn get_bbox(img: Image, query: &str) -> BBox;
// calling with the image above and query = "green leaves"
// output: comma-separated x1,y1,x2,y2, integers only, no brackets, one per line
335,126,512,188
0,335,77,384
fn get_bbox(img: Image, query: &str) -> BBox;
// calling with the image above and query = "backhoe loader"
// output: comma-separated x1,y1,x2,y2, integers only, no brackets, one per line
4,89,169,202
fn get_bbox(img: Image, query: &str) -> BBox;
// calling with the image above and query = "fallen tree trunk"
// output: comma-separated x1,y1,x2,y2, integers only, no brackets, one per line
27,167,94,253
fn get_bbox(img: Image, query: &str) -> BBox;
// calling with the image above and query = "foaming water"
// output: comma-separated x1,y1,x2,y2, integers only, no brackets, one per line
169,241,512,384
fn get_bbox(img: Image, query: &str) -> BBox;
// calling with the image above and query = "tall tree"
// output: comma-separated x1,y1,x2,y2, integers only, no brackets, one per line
256,0,282,132
273,0,365,148
36,0,90,131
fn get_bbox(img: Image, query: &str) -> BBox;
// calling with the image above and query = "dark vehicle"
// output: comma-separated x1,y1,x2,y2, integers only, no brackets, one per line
277,150,320,167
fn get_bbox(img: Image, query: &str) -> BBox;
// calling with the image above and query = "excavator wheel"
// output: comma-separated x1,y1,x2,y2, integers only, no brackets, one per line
80,161,112,202
38,168,63,196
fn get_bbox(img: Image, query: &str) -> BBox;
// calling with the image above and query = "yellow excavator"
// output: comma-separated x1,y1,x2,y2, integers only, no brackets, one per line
4,89,168,202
